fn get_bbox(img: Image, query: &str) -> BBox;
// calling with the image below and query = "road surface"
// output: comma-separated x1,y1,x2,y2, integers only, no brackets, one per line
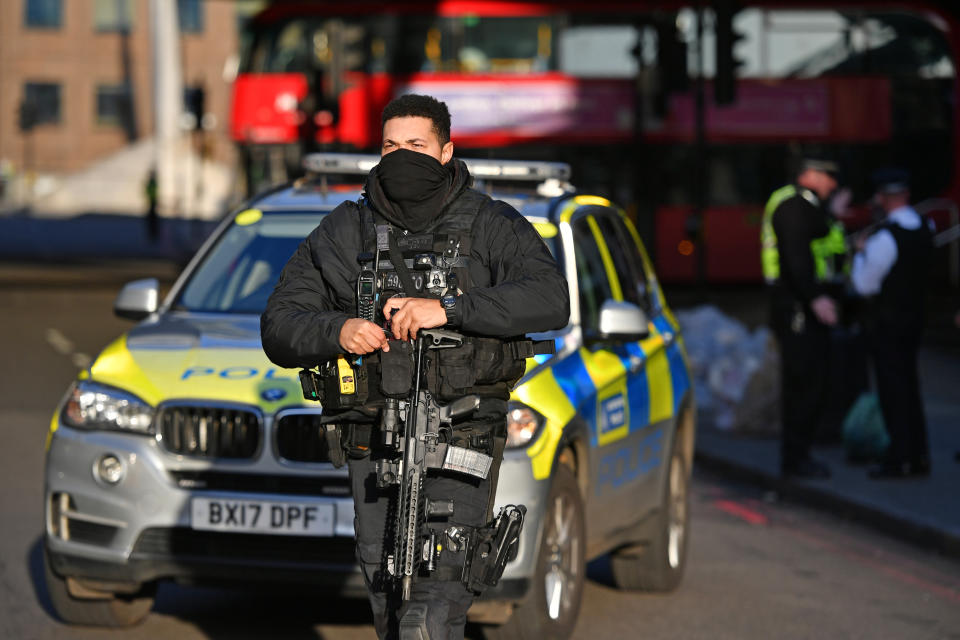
1,279,958,639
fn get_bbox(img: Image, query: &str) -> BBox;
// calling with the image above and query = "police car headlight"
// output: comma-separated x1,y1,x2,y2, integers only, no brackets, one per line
63,381,155,434
506,402,545,449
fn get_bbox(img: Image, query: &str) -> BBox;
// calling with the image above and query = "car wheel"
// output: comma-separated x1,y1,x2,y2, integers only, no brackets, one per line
610,434,689,592
484,464,585,640
44,551,155,627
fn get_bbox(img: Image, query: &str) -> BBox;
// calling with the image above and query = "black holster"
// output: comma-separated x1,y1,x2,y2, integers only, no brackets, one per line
323,425,346,468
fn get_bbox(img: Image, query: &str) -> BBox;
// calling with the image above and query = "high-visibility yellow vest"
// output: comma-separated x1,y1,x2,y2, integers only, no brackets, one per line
761,184,847,284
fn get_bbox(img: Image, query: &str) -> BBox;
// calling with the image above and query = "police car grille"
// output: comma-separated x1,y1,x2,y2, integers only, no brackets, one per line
157,406,260,458
275,414,334,463
132,527,356,565
169,471,350,496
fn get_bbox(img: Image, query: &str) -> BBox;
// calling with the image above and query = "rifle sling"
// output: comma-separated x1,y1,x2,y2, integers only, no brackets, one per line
386,227,419,296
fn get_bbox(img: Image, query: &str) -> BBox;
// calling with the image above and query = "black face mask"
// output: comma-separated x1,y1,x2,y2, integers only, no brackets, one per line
375,149,452,232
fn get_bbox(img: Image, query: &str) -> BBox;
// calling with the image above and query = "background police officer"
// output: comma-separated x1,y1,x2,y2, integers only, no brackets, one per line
260,94,569,638
851,168,933,478
762,158,843,478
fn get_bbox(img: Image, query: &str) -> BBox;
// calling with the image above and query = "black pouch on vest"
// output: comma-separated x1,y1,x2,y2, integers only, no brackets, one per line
501,346,528,389
379,339,414,398
435,342,477,400
472,338,527,386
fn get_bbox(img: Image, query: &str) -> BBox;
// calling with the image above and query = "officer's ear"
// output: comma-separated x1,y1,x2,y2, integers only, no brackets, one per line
441,141,454,165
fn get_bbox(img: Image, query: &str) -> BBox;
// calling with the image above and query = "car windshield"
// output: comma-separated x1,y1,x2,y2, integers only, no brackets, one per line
175,213,323,314
174,211,559,314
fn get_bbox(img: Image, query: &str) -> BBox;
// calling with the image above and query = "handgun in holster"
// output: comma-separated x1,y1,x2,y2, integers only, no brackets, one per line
462,504,526,593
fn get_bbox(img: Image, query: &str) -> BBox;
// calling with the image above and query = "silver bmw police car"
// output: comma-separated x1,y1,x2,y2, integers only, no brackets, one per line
43,155,696,638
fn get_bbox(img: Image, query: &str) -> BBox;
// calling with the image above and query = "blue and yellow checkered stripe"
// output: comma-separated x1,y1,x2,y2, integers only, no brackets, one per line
514,335,689,480
512,196,692,479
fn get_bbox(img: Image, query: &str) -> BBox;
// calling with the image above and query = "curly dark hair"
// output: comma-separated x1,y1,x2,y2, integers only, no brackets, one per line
381,94,451,145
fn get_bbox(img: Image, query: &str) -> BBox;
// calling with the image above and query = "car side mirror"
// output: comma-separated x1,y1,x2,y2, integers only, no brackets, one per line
114,278,159,320
596,300,650,341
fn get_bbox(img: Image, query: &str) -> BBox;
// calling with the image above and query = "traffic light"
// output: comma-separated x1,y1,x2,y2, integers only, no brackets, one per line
654,15,690,117
714,2,745,106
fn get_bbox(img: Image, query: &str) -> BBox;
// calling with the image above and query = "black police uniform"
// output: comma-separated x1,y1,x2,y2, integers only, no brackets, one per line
866,216,933,476
261,154,569,639
769,191,834,475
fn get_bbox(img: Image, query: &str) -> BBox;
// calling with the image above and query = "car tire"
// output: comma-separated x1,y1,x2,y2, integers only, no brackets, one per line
610,433,689,592
484,464,585,640
44,551,155,627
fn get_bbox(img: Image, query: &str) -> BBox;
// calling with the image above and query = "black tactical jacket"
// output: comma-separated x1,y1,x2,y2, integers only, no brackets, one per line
260,158,570,369
772,191,832,304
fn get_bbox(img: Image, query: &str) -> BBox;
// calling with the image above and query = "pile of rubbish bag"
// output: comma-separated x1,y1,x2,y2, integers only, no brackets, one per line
675,305,781,435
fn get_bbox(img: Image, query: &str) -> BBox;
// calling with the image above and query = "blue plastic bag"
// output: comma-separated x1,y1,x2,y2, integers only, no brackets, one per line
842,392,889,462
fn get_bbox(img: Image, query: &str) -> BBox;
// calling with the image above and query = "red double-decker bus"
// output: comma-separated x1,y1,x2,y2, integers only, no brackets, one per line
231,1,960,282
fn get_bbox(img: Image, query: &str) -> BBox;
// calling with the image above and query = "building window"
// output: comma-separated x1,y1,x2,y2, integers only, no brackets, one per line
23,82,62,126
94,0,134,33
96,84,132,126
24,0,62,28
178,0,204,33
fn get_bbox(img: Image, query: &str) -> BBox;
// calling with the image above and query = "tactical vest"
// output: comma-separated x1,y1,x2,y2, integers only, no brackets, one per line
761,184,847,284
359,189,485,299
356,189,529,402
872,219,933,333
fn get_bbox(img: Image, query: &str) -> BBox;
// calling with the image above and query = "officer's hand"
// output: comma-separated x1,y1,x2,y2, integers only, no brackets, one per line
829,187,853,218
339,318,389,354
382,298,446,341
811,295,838,327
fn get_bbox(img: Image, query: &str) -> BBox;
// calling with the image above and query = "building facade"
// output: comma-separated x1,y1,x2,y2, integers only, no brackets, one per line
0,0,244,213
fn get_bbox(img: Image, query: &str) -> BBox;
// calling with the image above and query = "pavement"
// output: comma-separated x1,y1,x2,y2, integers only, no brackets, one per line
694,344,960,559
671,287,960,560
2,210,959,559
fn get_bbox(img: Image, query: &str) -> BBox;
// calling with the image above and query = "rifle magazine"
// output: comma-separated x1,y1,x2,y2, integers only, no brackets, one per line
442,445,493,479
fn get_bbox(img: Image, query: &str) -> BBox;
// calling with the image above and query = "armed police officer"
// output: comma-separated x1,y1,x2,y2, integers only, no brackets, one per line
260,94,569,639
762,158,846,478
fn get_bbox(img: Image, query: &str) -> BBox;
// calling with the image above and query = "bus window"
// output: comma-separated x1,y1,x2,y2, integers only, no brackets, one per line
244,18,372,74
267,21,310,73
391,16,557,74
391,15,439,73
559,24,641,78
452,16,553,73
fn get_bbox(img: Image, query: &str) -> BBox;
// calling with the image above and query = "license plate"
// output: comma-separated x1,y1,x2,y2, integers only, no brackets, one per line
191,498,334,536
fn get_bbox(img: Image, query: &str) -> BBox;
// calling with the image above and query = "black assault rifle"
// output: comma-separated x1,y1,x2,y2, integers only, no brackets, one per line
376,328,524,600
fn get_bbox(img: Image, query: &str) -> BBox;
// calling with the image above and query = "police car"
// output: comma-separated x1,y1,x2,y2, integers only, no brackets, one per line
43,155,696,638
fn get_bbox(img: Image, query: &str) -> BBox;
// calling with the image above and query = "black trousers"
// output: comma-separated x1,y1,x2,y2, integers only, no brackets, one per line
347,413,505,640
869,325,929,465
771,297,830,468
821,325,870,443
